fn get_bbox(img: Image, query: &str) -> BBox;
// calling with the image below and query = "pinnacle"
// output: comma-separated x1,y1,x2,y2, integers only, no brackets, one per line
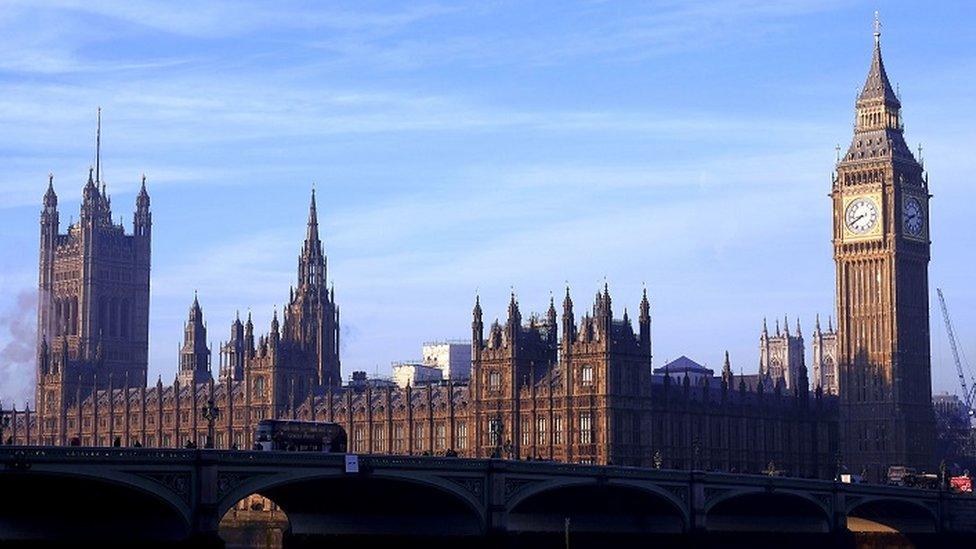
858,21,899,107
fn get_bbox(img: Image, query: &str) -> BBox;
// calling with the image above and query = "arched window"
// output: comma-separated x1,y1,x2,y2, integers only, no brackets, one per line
581,364,594,386
488,371,501,391
120,299,129,338
54,299,63,336
110,297,119,337
253,376,266,398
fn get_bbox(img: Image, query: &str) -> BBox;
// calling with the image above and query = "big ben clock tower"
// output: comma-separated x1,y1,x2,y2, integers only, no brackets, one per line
833,19,934,479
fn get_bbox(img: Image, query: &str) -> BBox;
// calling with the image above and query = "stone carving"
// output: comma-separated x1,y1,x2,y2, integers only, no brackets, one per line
135,471,191,503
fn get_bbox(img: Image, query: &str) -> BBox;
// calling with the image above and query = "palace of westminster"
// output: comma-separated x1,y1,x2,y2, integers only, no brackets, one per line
1,28,936,481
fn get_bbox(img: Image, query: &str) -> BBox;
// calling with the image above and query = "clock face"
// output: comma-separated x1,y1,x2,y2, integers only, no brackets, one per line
903,196,924,237
845,197,879,235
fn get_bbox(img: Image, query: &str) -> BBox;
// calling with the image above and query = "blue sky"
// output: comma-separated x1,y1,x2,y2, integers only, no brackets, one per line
1,1,974,405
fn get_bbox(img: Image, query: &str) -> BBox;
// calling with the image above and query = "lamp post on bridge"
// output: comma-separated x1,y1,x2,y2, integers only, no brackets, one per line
201,398,219,449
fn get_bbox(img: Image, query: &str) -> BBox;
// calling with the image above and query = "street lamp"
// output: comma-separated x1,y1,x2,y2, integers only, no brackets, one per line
201,398,219,449
490,416,503,458
503,439,514,460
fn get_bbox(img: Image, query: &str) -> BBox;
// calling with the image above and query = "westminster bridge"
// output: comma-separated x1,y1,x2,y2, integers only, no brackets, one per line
1,446,975,545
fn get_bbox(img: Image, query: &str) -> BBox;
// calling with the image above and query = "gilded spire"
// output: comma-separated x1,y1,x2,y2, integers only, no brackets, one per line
307,187,320,244
43,173,57,208
858,11,899,108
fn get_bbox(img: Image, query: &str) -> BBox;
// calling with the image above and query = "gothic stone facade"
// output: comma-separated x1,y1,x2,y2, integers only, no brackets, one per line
832,28,935,478
756,315,838,396
14,32,947,479
7,174,839,477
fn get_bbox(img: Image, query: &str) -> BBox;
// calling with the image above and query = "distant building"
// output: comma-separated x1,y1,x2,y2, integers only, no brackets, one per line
347,371,397,391
653,356,713,386
422,341,471,381
759,316,805,391
391,362,443,388
811,315,838,395
934,392,970,426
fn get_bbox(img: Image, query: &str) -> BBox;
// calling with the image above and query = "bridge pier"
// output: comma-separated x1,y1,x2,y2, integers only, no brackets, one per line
190,454,223,547
832,487,848,533
485,464,509,539
689,471,707,533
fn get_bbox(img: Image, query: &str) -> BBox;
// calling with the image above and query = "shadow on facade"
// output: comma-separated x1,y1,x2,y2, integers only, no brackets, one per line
0,472,188,542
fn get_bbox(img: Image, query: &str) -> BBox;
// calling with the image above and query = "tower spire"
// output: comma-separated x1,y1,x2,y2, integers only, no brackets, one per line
307,187,320,244
856,11,899,112
873,10,881,45
298,187,325,289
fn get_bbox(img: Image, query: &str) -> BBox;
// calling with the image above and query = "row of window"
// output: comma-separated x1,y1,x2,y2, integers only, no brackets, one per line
351,421,469,453
494,414,588,447
487,365,594,392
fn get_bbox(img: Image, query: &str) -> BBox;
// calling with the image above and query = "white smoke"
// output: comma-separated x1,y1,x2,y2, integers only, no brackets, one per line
0,289,36,407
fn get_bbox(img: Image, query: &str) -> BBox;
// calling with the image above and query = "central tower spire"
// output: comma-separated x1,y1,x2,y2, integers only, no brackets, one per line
298,188,325,289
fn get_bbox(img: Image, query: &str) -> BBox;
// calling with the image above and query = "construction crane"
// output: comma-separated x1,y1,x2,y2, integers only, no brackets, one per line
937,288,976,415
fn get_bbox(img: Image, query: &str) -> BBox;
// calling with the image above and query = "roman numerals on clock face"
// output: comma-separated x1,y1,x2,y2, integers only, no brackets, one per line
845,197,878,235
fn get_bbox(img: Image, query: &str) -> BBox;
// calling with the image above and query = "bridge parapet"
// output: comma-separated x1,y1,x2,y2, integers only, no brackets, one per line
1,446,972,543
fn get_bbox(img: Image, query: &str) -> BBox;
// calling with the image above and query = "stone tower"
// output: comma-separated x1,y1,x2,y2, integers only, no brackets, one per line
35,116,152,444
178,294,211,385
759,316,805,391
811,315,838,395
833,21,934,478
281,189,341,387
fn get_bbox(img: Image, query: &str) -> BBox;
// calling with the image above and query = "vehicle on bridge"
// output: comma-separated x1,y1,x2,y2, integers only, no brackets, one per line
253,420,347,452
887,466,940,489
951,473,972,493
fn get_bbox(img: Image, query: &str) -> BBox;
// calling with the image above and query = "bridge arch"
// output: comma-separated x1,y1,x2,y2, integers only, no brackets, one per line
217,470,485,538
705,489,831,533
507,479,687,535
0,470,191,542
846,497,938,534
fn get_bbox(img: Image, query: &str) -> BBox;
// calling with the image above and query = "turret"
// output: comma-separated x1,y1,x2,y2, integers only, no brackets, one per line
178,293,211,385
134,175,151,238
472,295,483,351
722,350,733,390
506,291,521,342
561,286,575,348
38,174,59,342
546,295,557,347
270,308,280,349
639,287,651,355
244,311,255,358
81,168,100,222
